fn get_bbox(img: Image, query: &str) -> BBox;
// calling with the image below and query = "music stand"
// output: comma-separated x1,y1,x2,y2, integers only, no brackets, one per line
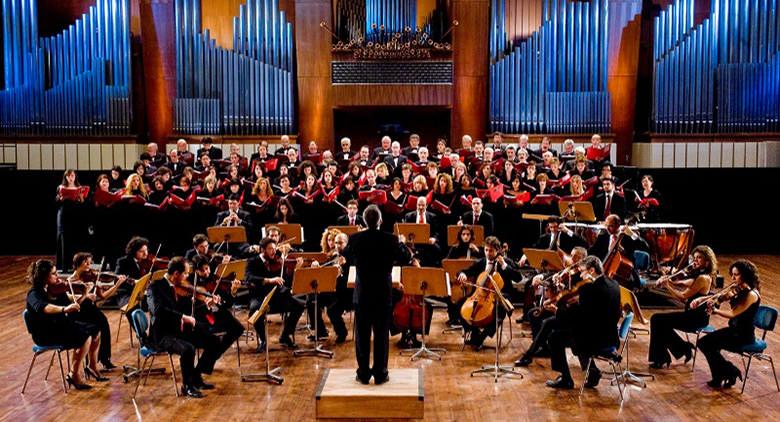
469,275,523,382
558,201,596,223
292,266,339,359
522,213,557,239
441,259,476,334
242,286,283,384
522,249,565,272
447,225,485,246
394,223,430,244
265,223,303,245
327,225,360,236
207,226,248,257
398,267,450,361
347,266,402,289
214,259,247,284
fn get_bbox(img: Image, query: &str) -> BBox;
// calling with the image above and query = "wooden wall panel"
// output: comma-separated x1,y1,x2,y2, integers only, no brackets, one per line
332,85,452,107
296,0,333,148
139,0,177,143
607,8,642,165
451,0,489,146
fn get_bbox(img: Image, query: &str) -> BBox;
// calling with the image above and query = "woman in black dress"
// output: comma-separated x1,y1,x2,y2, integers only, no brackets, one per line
696,259,762,388
648,245,717,368
25,259,102,389
56,170,87,270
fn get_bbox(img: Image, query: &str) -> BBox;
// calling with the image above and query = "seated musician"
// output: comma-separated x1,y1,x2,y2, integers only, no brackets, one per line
587,214,649,289
148,257,222,398
545,256,621,389
461,197,495,237
518,217,587,267
514,246,587,367
447,225,484,260
648,245,716,368
456,236,521,349
245,237,305,351
185,234,231,269
188,256,244,352
69,252,128,371
115,236,151,307
308,232,351,343
336,199,365,226
696,260,761,389
26,259,102,390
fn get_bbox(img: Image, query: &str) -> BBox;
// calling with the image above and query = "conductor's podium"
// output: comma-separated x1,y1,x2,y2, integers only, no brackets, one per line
316,368,424,419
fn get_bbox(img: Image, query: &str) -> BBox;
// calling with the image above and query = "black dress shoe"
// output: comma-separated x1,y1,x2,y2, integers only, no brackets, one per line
255,341,267,353
723,372,742,388
584,371,602,389
279,335,298,349
355,375,370,385
307,332,329,342
682,342,695,364
193,375,215,390
100,360,117,371
706,378,724,388
374,375,390,385
335,334,347,344
181,385,204,398
546,376,574,389
649,361,671,369
409,336,422,348
514,355,533,367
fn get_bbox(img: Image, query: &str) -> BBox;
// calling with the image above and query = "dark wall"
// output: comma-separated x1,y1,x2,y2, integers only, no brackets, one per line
1,167,777,257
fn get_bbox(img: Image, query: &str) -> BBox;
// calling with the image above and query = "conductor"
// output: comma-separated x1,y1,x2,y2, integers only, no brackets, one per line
344,205,411,384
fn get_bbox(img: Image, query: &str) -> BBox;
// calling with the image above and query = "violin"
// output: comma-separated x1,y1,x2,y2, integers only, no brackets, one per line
691,283,749,311
174,280,218,302
139,244,168,275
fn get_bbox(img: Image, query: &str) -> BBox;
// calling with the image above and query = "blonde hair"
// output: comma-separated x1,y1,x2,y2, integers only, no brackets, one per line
320,228,343,254
124,174,148,198
252,177,273,197
413,174,428,190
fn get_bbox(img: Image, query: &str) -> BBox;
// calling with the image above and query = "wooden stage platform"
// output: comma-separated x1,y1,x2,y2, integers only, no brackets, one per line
1,255,779,421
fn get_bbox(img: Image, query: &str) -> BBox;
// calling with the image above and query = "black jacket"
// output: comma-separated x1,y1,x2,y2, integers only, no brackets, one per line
591,192,626,220
460,256,521,294
343,229,410,306
588,231,648,263
533,231,588,253
336,214,365,227
574,275,621,353
461,211,495,237
148,277,187,342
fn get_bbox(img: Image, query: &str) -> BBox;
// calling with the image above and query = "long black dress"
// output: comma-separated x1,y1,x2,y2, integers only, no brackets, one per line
648,289,710,364
698,292,760,381
26,288,98,348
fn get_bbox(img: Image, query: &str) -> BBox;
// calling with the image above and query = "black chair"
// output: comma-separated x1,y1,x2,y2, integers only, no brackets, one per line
725,305,779,393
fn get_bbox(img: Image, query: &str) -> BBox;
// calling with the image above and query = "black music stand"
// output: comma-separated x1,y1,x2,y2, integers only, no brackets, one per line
292,266,339,359
468,275,523,382
207,226,247,258
242,286,283,384
399,267,450,361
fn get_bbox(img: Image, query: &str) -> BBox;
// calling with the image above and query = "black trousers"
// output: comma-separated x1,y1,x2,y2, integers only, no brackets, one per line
206,308,245,364
524,311,558,358
326,288,354,338
547,327,593,380
157,322,220,386
74,302,112,363
250,290,305,342
307,292,334,336
355,302,391,381
648,309,708,364
698,327,750,381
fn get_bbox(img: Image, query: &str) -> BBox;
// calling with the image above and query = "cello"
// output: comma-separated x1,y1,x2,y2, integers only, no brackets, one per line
459,244,512,328
392,235,433,336
603,212,644,285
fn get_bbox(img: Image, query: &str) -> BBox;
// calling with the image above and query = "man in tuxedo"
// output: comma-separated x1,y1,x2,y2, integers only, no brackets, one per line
591,177,626,220
588,214,648,288
533,136,558,158
176,138,195,165
461,197,495,237
148,257,222,397
196,137,223,161
274,134,295,157
456,236,521,348
402,134,421,162
215,195,251,229
403,196,440,244
115,236,150,307
337,137,356,168
344,205,411,384
355,145,372,168
545,256,621,389
337,200,365,227
518,217,588,267
245,237,304,350
146,142,167,168
383,141,408,176
373,136,392,161
165,149,186,176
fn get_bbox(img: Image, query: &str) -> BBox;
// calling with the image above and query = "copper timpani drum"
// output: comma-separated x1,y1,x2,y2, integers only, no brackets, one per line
563,223,604,247
635,223,694,270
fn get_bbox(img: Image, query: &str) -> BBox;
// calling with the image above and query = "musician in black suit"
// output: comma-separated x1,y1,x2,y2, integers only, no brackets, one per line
336,200,365,227
372,136,392,161
461,197,495,237
518,218,588,268
148,257,222,398
403,196,440,244
196,137,223,161
244,237,304,350
214,195,252,230
344,205,411,384
402,134,421,162
323,233,352,343
336,137,356,168
546,256,621,389
383,141,408,176
588,214,649,288
115,236,150,307
456,236,521,349
591,177,626,220
165,150,186,176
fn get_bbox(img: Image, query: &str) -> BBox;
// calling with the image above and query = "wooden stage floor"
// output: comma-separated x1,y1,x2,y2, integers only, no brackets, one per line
1,255,779,421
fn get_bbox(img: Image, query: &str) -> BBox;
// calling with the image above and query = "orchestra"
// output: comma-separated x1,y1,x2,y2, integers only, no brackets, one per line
36,133,771,400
